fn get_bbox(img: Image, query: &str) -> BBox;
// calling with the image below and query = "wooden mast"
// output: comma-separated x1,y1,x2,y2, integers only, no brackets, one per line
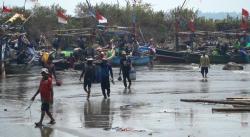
175,0,188,51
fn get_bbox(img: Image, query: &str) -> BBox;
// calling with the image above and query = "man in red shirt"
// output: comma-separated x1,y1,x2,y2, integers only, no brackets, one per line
31,68,55,126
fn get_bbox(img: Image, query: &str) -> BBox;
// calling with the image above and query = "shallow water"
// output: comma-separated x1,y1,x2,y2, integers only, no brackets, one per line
1,64,250,137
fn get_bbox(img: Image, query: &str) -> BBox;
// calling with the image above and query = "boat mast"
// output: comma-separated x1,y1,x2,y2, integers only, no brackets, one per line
0,37,6,78
175,0,188,51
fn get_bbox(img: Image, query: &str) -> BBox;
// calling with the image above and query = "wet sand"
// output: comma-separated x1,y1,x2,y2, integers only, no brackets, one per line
1,64,250,137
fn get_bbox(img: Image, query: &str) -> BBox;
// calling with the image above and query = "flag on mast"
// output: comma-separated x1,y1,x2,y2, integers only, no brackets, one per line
241,8,249,30
188,17,195,32
2,5,12,13
57,10,68,24
96,11,107,24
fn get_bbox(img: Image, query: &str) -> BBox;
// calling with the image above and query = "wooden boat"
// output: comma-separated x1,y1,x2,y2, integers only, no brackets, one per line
156,49,201,63
111,56,150,66
156,48,249,64
230,54,249,63
156,49,186,63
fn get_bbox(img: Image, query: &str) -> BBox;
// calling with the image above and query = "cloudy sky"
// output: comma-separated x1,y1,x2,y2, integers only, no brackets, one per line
2,0,249,15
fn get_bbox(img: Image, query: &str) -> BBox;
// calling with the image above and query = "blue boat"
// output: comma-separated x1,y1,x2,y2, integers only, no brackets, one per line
111,56,150,66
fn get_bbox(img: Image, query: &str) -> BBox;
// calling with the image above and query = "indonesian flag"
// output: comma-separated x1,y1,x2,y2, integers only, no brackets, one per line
2,6,12,13
96,11,107,24
241,8,249,30
188,17,195,32
242,8,249,17
57,10,68,24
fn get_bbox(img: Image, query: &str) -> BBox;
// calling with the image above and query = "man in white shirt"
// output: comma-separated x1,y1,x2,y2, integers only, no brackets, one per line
199,52,210,78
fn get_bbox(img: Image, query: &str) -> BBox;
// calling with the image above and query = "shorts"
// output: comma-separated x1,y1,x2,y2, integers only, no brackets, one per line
84,79,92,89
41,102,50,111
101,78,110,90
201,67,208,74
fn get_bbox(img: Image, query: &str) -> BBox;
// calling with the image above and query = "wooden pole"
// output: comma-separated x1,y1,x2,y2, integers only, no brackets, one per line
181,99,250,105
0,61,5,78
175,0,188,51
212,108,250,112
0,40,6,78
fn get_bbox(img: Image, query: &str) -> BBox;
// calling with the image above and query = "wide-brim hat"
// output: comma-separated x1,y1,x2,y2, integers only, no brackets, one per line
41,68,49,74
87,58,94,61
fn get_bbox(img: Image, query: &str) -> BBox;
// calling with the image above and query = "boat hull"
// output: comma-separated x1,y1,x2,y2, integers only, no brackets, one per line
111,56,150,66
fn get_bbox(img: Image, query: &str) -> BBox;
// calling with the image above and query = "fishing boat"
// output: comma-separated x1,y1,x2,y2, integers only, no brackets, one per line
156,48,235,64
156,48,203,63
111,55,150,66
156,48,186,63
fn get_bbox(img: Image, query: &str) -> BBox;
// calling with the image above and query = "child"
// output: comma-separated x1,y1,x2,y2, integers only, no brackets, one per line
31,68,55,126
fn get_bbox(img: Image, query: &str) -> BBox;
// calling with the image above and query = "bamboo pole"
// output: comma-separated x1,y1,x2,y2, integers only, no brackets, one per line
212,108,250,112
180,99,250,105
0,61,6,78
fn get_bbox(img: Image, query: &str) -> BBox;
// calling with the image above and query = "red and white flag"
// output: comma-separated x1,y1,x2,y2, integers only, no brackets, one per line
241,8,249,30
242,8,249,17
2,5,12,13
96,11,107,24
188,17,195,32
57,10,68,24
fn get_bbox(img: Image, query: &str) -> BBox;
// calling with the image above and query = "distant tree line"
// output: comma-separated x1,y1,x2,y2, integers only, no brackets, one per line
0,1,244,46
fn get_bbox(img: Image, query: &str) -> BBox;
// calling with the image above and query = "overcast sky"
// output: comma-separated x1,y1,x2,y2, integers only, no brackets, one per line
2,0,249,15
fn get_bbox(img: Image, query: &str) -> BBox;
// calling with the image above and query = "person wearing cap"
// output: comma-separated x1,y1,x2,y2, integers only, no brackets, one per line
31,68,55,126
100,58,114,99
199,52,210,78
79,58,95,99
148,38,156,67
119,51,132,89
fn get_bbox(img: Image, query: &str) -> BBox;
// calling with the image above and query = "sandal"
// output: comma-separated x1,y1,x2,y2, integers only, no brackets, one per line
48,120,56,124
35,122,43,127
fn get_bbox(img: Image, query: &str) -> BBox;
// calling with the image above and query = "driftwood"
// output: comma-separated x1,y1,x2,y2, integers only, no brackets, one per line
212,108,250,112
180,99,250,105
226,97,250,100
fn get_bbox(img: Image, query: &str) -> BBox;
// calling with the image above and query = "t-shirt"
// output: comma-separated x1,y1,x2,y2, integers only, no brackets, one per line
120,56,131,73
200,55,210,67
84,64,95,81
39,78,52,102
100,63,113,81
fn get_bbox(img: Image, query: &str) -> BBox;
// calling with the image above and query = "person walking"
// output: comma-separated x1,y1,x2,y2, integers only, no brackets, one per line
100,58,114,99
79,58,95,99
148,38,156,67
44,56,60,104
119,51,132,89
31,68,55,126
199,52,210,78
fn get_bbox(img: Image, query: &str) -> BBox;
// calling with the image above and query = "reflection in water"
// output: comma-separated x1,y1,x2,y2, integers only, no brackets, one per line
0,75,29,100
189,108,194,127
241,113,248,127
84,99,113,130
37,126,54,137
123,88,132,94
200,79,209,93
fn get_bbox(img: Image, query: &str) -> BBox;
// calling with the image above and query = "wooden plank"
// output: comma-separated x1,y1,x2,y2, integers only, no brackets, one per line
226,97,250,100
180,99,250,105
212,108,250,112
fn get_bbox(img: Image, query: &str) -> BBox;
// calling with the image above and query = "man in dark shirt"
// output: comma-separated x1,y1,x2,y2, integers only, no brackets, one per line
119,51,132,89
80,58,95,99
100,58,114,99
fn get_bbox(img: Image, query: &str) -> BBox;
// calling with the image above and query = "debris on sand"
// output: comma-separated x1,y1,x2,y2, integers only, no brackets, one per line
181,97,250,113
111,127,147,132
